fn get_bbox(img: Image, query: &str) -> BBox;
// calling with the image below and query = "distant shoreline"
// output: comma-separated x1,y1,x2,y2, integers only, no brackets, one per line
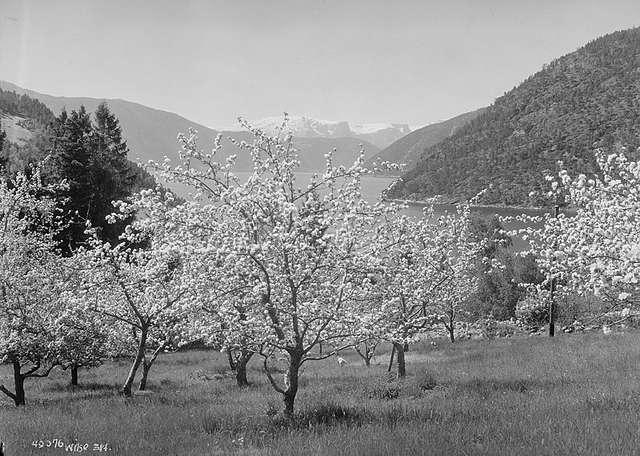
384,198,552,214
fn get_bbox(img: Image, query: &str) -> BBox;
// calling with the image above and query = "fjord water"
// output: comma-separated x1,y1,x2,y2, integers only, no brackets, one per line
167,172,396,203
168,172,544,250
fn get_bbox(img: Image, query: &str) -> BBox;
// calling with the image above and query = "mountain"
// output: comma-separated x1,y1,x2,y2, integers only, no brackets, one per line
0,86,157,190
0,81,380,173
367,108,485,171
388,27,640,206
249,115,410,148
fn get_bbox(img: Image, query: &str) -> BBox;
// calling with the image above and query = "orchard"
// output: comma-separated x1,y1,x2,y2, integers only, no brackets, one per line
1,117,637,420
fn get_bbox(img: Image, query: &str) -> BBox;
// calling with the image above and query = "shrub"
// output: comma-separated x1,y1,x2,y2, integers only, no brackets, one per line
365,375,402,400
516,294,549,330
263,399,280,418
473,317,500,339
202,401,367,442
296,402,367,428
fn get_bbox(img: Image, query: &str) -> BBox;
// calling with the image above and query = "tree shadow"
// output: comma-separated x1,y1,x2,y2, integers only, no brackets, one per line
44,382,119,393
456,377,571,395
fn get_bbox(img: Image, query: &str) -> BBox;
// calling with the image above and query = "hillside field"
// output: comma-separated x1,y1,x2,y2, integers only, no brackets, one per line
1,331,639,455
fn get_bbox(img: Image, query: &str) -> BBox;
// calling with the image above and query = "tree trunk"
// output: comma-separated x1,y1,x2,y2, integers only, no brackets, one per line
0,359,26,406
283,390,295,418
387,344,396,372
235,351,252,387
394,342,406,378
403,342,409,352
549,279,556,337
12,359,26,406
549,204,559,338
226,348,236,371
138,341,166,391
122,326,148,397
448,324,455,343
138,360,151,391
283,351,302,418
70,365,78,386
354,344,374,367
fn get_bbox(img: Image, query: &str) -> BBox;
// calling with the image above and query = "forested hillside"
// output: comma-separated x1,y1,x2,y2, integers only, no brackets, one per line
0,88,57,173
389,27,640,206
0,89,56,128
367,108,485,172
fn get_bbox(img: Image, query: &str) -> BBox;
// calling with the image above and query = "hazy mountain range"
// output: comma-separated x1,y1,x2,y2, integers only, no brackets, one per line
0,80,383,172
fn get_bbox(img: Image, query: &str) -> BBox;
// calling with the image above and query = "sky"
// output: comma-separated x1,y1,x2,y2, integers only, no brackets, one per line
1,0,639,130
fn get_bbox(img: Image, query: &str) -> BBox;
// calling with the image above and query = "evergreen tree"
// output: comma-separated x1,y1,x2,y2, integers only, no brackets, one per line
93,103,128,160
50,103,135,253
89,102,136,244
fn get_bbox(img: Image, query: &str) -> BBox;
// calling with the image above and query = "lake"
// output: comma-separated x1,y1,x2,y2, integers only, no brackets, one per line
166,171,396,203
166,171,545,250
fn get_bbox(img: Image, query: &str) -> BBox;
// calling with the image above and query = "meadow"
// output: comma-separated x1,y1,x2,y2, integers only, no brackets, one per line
2,331,639,455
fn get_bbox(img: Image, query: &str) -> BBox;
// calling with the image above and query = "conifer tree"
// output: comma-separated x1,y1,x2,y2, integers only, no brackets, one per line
50,103,135,252
89,102,136,244
50,107,95,252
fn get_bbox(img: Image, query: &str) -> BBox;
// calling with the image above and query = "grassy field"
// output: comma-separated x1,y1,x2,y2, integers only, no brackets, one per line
1,331,640,455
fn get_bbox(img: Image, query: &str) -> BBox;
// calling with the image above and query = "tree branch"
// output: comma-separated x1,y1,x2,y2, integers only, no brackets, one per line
0,384,16,401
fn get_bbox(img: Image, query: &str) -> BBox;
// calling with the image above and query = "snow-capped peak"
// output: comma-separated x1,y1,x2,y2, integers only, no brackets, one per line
350,122,411,135
245,115,411,148
252,115,351,138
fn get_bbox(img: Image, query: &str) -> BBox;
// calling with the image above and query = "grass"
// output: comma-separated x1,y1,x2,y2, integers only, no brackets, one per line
2,332,640,455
